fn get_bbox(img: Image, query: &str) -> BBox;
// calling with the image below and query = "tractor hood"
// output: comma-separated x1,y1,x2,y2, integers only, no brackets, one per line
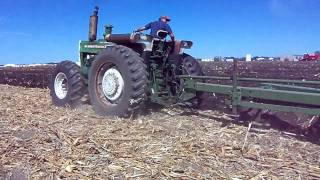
105,33,192,47
105,34,136,44
105,33,153,44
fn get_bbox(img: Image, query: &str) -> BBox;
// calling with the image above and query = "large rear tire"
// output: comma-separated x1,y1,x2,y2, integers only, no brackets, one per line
88,45,148,117
181,53,205,107
49,61,86,107
182,53,204,76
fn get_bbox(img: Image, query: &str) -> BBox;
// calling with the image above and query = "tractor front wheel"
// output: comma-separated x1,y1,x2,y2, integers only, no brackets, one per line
49,60,86,107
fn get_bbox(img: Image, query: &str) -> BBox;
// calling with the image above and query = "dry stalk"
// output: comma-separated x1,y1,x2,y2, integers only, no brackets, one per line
242,121,253,152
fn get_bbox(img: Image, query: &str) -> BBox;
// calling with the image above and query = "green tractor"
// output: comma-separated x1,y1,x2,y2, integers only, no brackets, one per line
50,7,203,117
49,7,320,136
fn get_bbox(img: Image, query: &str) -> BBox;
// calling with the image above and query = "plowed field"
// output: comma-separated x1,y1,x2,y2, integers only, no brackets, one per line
0,85,319,179
0,65,56,88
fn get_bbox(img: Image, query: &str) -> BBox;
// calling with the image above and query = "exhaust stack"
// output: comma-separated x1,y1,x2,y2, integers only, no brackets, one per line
89,6,99,42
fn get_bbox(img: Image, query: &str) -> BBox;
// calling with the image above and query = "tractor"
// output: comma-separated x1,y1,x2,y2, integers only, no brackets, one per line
300,52,320,61
50,7,320,137
50,7,203,117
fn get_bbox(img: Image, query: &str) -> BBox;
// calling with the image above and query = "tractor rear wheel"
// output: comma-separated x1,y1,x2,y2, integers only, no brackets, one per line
49,60,86,107
181,53,205,107
182,53,204,76
88,45,148,117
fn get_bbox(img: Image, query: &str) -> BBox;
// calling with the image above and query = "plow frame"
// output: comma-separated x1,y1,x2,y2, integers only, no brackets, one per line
180,60,320,117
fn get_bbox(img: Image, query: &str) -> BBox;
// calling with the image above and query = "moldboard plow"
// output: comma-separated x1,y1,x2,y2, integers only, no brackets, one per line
180,60,320,137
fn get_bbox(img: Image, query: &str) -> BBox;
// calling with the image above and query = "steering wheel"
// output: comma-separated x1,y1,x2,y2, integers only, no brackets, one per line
157,30,169,40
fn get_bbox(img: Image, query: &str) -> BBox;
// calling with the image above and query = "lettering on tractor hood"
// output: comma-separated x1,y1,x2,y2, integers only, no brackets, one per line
84,44,108,48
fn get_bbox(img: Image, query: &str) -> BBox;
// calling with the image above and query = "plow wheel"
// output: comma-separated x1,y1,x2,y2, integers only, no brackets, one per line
49,61,86,108
88,45,148,117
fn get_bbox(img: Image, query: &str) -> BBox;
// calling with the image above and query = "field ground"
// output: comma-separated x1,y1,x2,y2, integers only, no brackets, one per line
0,85,320,179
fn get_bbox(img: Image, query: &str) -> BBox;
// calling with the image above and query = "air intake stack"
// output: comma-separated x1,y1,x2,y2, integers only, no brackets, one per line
89,6,99,41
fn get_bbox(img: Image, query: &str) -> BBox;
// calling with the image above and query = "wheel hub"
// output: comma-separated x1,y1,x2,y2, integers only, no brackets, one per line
102,68,124,101
54,72,68,99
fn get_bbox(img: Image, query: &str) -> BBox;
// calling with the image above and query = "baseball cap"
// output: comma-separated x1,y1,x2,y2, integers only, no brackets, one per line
160,16,171,22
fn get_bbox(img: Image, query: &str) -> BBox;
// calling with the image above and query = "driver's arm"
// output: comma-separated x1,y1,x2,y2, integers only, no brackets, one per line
136,27,146,32
136,22,152,32
165,24,174,41
169,33,175,41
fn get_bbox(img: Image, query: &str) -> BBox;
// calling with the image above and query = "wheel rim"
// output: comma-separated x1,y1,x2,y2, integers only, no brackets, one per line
54,72,68,99
101,68,124,102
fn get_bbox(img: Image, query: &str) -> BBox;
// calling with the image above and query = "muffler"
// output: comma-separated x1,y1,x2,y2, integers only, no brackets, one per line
88,6,99,41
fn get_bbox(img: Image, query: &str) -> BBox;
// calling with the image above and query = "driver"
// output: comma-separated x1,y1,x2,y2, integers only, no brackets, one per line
135,16,175,41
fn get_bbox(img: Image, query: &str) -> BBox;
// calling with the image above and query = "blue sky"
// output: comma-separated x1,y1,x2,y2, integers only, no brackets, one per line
0,0,319,64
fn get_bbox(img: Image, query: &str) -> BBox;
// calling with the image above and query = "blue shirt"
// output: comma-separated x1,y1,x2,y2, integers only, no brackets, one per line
144,20,173,38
